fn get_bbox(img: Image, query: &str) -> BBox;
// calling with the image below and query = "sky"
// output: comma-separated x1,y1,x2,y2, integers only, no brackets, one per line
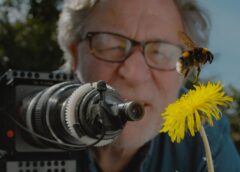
200,1,240,89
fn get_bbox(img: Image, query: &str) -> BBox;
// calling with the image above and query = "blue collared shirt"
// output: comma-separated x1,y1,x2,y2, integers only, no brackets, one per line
78,116,240,172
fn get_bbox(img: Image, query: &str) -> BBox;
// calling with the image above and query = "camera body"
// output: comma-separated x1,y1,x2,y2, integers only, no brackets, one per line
0,70,79,172
0,69,144,172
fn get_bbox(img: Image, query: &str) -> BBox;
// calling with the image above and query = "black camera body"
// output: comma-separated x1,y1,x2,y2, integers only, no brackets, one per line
0,70,80,172
0,69,144,172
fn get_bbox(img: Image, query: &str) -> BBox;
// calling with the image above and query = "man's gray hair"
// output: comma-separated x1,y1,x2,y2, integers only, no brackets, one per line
57,0,211,73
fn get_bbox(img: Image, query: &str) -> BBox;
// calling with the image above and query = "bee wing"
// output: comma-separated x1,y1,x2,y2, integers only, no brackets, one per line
178,31,197,49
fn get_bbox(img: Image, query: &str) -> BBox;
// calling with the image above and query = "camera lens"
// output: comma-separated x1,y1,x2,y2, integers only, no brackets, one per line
126,102,144,121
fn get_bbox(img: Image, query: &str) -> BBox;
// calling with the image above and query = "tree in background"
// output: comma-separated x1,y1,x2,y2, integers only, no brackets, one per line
0,0,63,74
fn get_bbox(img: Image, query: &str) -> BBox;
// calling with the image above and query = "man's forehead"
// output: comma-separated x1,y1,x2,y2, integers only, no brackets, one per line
85,0,183,43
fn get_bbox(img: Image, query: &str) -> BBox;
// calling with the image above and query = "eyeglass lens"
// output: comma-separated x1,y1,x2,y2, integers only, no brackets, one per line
89,32,182,70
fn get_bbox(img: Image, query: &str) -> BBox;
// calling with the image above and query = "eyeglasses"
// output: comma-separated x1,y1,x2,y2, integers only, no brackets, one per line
82,32,183,71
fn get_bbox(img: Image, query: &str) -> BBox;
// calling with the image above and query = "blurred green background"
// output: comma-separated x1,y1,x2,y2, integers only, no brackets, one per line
0,0,63,73
1,0,240,153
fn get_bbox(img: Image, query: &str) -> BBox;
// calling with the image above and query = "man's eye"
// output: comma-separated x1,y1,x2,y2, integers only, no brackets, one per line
103,45,125,51
150,49,161,54
147,48,161,55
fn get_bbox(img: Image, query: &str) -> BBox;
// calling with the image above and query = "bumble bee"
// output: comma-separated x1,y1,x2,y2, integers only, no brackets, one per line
176,31,214,82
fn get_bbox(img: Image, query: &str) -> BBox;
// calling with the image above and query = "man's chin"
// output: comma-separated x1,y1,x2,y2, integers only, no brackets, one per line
104,105,163,150
108,126,159,150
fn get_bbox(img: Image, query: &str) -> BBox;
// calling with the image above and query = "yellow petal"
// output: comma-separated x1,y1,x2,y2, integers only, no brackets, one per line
160,81,233,143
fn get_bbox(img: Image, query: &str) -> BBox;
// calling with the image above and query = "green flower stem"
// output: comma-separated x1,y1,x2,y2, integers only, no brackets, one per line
199,125,214,172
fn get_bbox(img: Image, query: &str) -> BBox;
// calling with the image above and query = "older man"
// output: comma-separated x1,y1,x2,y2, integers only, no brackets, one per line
57,0,240,171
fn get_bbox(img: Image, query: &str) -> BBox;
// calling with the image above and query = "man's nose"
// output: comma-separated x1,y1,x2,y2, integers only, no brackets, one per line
118,47,151,83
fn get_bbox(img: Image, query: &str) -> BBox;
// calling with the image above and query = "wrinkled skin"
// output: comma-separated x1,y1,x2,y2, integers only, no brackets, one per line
69,0,185,171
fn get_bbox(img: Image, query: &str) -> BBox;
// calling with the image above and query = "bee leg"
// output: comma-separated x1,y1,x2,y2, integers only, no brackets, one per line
193,66,201,83
184,69,190,78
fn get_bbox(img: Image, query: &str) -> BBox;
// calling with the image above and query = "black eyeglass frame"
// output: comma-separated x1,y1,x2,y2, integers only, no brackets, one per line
81,31,183,71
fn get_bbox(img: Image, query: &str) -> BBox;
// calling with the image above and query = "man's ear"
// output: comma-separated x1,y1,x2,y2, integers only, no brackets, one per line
68,43,78,72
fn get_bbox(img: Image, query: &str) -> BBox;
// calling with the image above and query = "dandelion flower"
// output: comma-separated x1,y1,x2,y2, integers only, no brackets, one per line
160,81,233,143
